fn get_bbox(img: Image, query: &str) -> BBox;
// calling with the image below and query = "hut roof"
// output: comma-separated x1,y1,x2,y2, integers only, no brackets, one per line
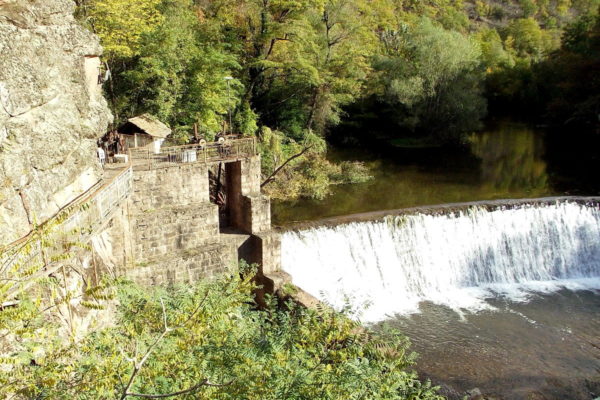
127,114,171,139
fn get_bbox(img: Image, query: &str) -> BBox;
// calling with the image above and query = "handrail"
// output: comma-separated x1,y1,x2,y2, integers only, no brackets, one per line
1,162,134,286
129,137,257,170
0,137,258,255
61,165,133,238
1,161,133,254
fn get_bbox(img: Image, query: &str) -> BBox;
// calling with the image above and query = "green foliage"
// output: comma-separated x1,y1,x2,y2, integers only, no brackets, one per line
111,0,241,139
335,161,374,184
475,28,514,70
557,0,573,15
78,0,596,197
562,14,597,52
504,17,560,60
485,11,599,126
491,5,507,20
87,0,163,59
520,0,539,17
475,1,492,18
2,271,442,399
374,18,486,143
572,0,600,14
259,126,372,200
399,0,470,31
0,206,121,399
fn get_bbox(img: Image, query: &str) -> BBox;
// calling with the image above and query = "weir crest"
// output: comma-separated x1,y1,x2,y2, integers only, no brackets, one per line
281,201,600,322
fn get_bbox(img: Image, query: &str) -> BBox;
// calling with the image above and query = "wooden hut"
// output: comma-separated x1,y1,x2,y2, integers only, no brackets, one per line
118,114,172,154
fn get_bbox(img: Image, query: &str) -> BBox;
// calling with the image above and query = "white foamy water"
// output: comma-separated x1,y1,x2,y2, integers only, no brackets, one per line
281,202,600,322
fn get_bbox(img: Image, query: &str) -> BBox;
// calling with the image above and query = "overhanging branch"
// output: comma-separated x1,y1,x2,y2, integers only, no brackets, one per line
260,145,314,188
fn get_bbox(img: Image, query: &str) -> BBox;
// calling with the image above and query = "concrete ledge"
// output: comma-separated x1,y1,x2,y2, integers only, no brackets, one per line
261,271,324,310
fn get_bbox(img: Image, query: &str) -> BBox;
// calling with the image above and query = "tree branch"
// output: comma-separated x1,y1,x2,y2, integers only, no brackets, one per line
261,145,314,188
118,291,211,399
125,379,235,399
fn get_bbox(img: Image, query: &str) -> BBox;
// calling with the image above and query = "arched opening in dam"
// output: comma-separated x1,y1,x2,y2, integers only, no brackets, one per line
281,200,600,399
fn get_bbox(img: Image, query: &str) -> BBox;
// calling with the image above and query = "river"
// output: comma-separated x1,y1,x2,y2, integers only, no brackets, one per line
272,121,599,225
275,122,600,399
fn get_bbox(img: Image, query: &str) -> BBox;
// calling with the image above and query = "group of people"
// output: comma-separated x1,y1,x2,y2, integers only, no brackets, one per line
96,131,126,166
96,131,238,166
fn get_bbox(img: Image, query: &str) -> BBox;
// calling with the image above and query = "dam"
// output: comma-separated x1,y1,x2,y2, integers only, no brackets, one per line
280,198,600,399
281,198,600,320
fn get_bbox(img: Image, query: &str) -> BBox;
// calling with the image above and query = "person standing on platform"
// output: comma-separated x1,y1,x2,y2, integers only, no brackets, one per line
97,146,106,166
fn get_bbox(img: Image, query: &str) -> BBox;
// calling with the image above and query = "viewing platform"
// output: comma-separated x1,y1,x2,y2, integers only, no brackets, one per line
124,137,257,171
2,136,265,289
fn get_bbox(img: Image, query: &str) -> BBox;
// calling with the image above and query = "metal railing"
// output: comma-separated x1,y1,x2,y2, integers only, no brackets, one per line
61,165,133,239
129,137,257,170
1,164,133,290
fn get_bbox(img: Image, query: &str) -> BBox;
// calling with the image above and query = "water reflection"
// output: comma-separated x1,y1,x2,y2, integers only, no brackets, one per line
272,122,560,226
469,125,548,194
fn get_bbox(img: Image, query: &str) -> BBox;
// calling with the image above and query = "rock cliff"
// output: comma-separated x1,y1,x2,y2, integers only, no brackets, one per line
0,0,112,245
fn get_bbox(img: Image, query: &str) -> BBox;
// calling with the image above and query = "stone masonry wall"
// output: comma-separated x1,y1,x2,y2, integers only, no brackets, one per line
256,231,282,275
126,244,232,286
242,195,272,233
131,164,209,213
228,156,271,234
133,204,218,263
92,155,280,286
241,156,262,197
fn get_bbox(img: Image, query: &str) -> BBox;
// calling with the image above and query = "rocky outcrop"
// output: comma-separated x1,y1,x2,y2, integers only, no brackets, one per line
0,0,112,245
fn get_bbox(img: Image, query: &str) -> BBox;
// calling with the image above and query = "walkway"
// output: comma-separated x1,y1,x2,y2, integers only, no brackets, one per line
128,137,257,170
2,137,258,288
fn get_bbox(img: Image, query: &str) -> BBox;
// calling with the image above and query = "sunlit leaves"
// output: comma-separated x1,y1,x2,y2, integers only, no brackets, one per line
2,267,442,399
88,0,163,59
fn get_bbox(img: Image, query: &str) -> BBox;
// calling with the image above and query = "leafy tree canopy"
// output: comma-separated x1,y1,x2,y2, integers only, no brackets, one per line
87,0,163,60
374,17,486,142
2,264,442,400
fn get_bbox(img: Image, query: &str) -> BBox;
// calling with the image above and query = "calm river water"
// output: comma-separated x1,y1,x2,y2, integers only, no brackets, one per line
272,121,599,225
274,122,600,399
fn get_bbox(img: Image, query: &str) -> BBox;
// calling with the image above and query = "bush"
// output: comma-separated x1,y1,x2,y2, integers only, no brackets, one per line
491,5,507,20
2,271,443,399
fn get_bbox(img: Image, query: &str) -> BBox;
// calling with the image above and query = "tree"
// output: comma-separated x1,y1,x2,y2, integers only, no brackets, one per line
520,0,539,18
2,265,443,399
111,0,243,140
87,0,163,60
504,18,560,60
300,0,376,133
374,17,487,143
475,28,514,71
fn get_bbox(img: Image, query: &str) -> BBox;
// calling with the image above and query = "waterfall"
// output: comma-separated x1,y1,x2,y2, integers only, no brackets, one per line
281,202,600,322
